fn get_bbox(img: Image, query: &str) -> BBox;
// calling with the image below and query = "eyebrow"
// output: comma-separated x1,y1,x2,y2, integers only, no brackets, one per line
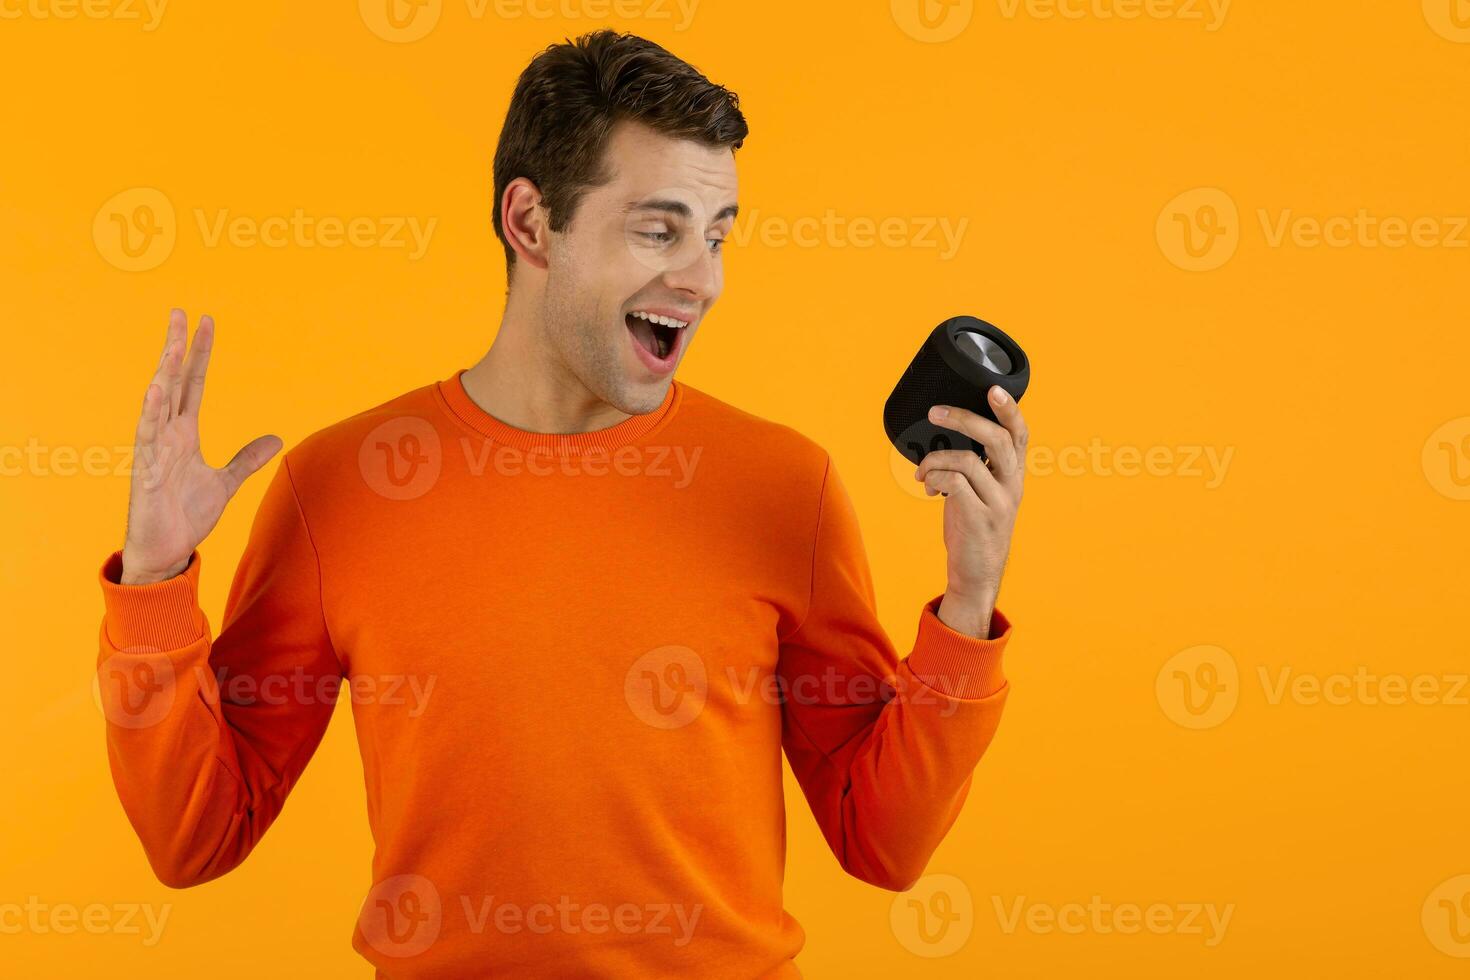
625,199,740,224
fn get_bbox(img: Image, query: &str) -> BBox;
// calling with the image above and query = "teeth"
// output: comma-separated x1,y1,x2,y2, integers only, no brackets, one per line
630,310,689,329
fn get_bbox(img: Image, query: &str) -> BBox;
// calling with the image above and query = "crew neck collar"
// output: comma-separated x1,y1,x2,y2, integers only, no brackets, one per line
434,368,682,453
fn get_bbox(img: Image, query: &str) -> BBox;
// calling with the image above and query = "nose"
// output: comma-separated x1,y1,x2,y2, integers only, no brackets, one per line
660,239,720,305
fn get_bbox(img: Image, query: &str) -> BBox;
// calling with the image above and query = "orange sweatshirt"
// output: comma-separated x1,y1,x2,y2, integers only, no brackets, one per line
96,369,1012,978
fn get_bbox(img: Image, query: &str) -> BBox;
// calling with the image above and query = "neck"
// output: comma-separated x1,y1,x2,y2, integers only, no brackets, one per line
461,297,631,435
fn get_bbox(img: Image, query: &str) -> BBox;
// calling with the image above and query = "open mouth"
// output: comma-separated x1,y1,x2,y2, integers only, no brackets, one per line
626,309,689,363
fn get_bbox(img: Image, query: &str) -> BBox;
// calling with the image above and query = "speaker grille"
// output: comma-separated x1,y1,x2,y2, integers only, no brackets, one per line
884,341,992,443
884,319,1028,465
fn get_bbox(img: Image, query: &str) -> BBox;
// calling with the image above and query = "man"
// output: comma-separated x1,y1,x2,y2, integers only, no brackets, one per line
97,30,1029,978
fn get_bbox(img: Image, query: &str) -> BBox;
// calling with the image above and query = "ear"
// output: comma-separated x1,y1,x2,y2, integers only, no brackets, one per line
501,177,551,271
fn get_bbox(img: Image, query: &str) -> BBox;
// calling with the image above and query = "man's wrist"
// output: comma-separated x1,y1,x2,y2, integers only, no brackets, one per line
119,570,173,586
936,589,997,639
118,551,189,586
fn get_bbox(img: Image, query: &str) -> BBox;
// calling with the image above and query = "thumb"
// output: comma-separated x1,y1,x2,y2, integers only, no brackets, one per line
219,434,284,498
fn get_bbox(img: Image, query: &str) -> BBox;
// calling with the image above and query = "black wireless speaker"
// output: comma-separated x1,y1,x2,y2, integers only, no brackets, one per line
884,315,1030,465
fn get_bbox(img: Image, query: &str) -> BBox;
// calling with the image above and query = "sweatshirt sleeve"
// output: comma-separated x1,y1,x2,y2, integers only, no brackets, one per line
95,454,342,889
777,454,1012,892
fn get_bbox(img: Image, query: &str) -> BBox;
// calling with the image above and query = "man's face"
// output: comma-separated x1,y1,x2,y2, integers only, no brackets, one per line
541,120,738,415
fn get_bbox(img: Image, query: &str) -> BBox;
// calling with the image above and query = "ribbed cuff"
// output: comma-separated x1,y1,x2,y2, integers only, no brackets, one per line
903,593,1011,699
98,549,208,652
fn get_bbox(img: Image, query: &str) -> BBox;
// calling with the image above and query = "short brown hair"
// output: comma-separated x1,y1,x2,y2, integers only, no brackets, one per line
491,30,748,272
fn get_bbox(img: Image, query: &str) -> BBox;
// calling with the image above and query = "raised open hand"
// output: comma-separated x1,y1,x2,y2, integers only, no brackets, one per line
119,309,282,585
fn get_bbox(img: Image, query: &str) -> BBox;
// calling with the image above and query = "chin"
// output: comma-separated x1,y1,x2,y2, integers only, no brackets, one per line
614,378,672,416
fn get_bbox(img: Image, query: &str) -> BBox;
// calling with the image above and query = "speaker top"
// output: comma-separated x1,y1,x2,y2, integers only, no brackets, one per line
933,316,1030,391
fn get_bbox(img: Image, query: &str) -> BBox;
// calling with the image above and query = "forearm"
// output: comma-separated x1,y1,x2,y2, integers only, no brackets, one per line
101,648,256,889
97,587,252,888
826,665,1008,891
785,595,1012,891
97,547,324,889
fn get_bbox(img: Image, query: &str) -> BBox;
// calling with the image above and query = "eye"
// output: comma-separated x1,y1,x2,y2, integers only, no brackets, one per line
707,237,725,255
638,230,675,245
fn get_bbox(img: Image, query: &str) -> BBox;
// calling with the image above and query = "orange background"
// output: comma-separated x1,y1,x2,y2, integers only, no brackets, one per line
3,1,1469,976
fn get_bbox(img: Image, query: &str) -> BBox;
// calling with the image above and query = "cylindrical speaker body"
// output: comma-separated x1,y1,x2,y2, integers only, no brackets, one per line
884,316,1030,465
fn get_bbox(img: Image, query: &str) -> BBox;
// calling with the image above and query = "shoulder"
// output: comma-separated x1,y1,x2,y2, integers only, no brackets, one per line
276,379,441,497
673,382,832,482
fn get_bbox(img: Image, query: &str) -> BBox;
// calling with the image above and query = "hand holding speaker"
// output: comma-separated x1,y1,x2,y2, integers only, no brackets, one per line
885,316,1032,637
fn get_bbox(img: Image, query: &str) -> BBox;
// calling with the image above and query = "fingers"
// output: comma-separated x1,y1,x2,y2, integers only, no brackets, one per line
155,308,185,373
218,434,283,499
135,383,162,449
147,308,215,424
915,449,1004,506
177,314,214,418
150,308,188,422
987,385,1030,457
929,387,1030,489
928,403,1017,479
131,382,171,489
166,340,186,420
923,467,980,501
